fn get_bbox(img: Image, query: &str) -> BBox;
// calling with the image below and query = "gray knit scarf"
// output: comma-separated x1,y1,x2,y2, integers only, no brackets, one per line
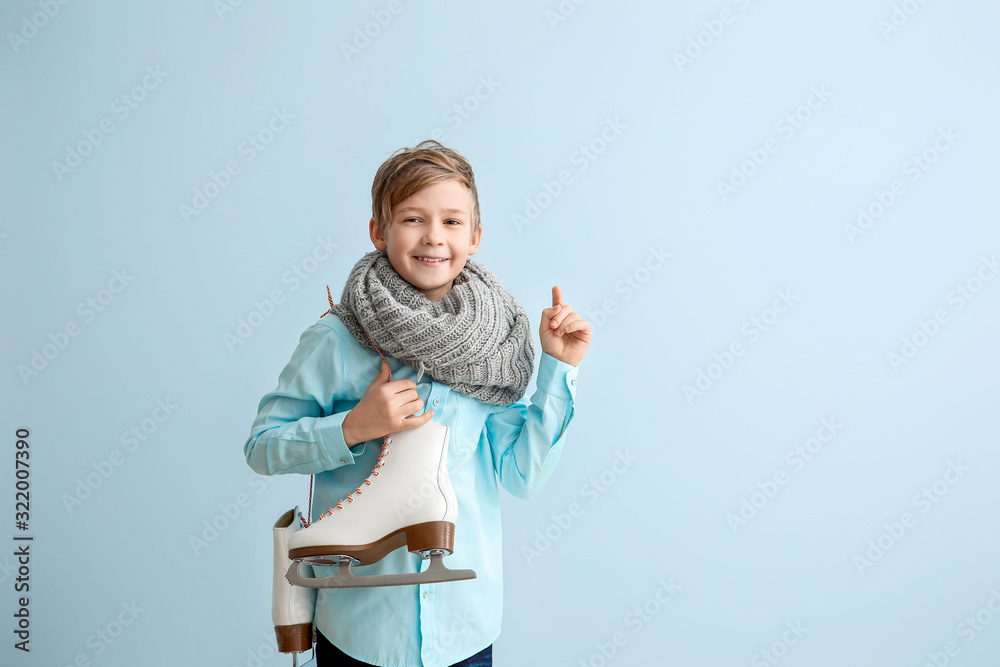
329,250,535,406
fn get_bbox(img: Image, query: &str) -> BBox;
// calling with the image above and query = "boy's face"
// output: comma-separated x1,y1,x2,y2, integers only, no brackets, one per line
370,178,482,302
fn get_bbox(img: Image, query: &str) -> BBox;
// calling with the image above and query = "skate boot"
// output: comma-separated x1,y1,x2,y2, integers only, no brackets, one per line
285,421,477,588
272,507,315,664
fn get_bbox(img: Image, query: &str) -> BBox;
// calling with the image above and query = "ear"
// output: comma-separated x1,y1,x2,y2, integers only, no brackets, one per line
369,217,388,250
467,223,483,256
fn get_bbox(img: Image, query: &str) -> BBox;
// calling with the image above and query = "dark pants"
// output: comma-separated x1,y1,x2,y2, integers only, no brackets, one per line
315,631,492,666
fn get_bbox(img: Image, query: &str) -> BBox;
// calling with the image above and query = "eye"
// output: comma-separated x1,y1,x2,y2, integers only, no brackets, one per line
446,219,462,225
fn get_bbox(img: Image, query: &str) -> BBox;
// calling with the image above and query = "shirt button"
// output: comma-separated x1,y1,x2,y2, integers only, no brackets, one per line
422,591,429,599
570,378,577,386
339,457,347,463
433,398,441,407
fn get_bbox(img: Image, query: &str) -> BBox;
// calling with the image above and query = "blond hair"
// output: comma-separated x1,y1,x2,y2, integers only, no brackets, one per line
371,140,480,235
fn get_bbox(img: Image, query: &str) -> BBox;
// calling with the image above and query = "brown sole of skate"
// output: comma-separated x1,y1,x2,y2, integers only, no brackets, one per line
274,622,312,653
285,520,477,589
288,520,456,566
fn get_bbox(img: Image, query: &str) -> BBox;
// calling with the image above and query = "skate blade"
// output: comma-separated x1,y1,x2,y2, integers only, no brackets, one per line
285,553,477,589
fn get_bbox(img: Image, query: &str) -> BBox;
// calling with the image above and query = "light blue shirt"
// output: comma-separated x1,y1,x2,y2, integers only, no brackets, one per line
245,313,577,667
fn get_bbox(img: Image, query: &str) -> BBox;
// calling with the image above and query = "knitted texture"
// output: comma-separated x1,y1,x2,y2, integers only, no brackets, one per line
329,250,535,406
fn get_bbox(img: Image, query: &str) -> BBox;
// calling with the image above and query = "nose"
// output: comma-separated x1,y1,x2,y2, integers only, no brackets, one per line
422,221,445,244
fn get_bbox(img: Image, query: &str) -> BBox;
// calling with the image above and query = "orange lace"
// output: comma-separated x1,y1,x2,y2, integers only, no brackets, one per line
300,286,393,528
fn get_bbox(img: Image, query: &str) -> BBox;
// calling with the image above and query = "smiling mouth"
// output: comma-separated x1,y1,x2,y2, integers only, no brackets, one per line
414,256,448,264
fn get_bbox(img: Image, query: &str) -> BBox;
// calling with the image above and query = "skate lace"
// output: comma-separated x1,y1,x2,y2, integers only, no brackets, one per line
300,286,395,528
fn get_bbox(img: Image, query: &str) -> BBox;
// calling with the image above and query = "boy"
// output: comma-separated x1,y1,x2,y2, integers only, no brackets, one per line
244,140,591,667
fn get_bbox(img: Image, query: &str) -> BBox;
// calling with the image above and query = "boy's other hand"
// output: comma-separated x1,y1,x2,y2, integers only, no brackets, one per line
539,286,593,367
341,359,434,446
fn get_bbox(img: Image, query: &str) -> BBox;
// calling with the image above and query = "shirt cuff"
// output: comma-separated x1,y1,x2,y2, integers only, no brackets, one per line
535,352,578,400
312,411,357,469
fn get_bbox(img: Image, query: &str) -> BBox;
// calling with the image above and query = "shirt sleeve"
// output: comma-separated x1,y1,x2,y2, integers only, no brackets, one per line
244,322,359,476
485,352,578,499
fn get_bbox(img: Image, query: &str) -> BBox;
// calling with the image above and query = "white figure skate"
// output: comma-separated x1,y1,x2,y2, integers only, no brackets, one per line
271,508,315,665
285,421,477,589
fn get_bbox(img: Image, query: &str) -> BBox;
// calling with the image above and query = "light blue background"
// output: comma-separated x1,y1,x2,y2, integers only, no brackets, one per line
2,1,999,665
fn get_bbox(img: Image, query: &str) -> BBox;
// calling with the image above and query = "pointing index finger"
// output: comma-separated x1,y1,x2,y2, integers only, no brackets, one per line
552,285,564,307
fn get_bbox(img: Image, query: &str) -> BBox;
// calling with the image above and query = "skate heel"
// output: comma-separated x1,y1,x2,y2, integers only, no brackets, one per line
404,521,455,555
275,623,312,654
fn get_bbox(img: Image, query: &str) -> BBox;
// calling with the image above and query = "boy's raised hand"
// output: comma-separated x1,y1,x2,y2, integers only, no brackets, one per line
341,359,434,446
539,286,593,367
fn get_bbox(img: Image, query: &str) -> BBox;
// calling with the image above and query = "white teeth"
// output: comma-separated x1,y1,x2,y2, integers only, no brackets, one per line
416,257,446,262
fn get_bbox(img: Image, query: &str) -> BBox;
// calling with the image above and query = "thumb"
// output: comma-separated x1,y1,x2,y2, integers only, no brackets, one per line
368,358,391,388
399,409,435,431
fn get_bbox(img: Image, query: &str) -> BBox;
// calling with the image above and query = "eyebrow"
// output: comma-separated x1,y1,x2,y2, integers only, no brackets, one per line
396,206,469,215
